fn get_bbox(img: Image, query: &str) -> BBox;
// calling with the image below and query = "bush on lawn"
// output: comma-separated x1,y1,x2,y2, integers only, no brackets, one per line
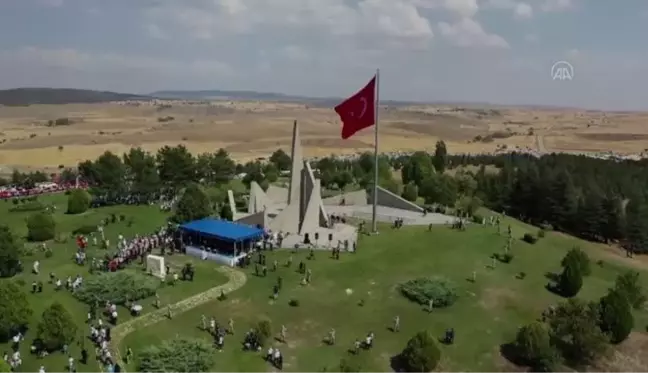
254,319,272,347
399,276,458,308
399,331,441,372
513,321,561,371
613,270,646,310
67,189,91,214
36,302,77,351
26,212,56,242
0,280,33,341
561,247,591,276
599,289,634,344
136,337,215,372
558,258,583,298
522,233,538,244
74,270,159,305
9,201,45,213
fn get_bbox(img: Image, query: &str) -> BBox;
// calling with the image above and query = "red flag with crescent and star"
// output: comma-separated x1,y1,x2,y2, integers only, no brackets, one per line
335,75,376,139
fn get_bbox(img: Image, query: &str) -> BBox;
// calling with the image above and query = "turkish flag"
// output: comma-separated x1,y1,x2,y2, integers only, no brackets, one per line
335,76,376,139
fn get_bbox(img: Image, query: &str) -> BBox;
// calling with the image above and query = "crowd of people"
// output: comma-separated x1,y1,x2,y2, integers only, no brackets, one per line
0,182,88,200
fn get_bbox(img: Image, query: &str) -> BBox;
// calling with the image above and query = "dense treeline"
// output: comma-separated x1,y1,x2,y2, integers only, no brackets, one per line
0,88,149,106
445,153,648,253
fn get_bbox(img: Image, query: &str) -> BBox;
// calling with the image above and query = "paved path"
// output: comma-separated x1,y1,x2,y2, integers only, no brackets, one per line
104,266,247,372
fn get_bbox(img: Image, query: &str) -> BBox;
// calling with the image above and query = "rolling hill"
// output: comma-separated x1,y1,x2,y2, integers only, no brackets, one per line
0,88,150,106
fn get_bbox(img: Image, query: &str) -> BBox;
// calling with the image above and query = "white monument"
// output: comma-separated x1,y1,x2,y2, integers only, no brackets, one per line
146,254,166,279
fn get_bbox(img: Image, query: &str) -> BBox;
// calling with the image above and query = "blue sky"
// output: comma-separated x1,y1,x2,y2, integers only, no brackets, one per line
0,0,646,110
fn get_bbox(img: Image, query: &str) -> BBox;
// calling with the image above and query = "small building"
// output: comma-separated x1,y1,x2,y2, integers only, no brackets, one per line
179,218,264,267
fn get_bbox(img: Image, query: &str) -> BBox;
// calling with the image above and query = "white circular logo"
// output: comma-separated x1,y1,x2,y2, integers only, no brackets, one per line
551,60,574,81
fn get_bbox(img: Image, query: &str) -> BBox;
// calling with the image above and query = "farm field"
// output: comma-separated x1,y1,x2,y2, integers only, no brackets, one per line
1,101,648,173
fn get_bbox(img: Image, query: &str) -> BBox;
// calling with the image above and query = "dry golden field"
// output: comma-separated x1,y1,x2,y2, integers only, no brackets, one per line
0,100,647,172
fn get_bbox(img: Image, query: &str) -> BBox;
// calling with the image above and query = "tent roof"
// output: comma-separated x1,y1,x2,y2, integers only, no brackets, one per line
180,218,263,242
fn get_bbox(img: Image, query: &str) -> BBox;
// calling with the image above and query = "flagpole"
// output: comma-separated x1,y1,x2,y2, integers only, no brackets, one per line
372,68,380,234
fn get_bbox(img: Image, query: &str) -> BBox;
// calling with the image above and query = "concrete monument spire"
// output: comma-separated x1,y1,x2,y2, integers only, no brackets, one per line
287,120,303,205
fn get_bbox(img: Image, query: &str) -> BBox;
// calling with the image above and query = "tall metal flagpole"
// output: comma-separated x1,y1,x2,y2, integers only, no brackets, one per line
372,68,380,234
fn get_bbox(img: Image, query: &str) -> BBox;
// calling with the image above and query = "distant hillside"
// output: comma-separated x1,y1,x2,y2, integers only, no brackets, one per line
149,89,433,107
0,88,150,106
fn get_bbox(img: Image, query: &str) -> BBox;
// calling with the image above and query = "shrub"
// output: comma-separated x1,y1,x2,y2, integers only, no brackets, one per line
9,201,44,213
538,229,546,238
599,289,634,344
26,212,56,242
614,271,646,309
136,337,215,372
36,302,77,351
513,322,561,371
67,189,91,214
74,270,159,305
472,214,484,224
402,182,419,202
558,259,583,298
339,355,366,372
400,331,441,372
499,253,514,263
561,247,591,276
72,225,97,235
254,319,272,347
399,276,458,308
522,233,537,244
0,280,33,341
289,298,300,307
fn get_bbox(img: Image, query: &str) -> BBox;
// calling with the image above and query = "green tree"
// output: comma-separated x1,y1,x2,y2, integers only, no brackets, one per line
269,148,291,171
0,225,21,278
36,302,78,351
577,189,606,241
548,299,607,365
561,247,591,276
171,183,213,224
455,195,482,217
419,174,457,206
402,151,434,187
513,322,560,372
599,289,633,344
124,147,161,197
402,182,419,202
334,171,354,191
263,163,279,183
66,188,91,214
156,145,196,189
614,270,646,309
624,195,648,253
94,151,127,197
400,331,441,372
601,194,624,244
558,257,583,297
209,149,236,184
0,280,32,341
220,204,233,221
454,171,477,196
432,140,447,173
26,212,56,242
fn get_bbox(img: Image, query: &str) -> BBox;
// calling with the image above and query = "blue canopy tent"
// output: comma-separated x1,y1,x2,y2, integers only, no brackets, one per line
179,218,264,266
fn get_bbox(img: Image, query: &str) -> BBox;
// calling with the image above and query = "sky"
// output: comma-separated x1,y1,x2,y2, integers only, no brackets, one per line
0,0,646,110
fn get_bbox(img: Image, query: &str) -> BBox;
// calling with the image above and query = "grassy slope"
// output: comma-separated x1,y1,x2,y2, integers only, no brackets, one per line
122,214,648,372
0,194,227,372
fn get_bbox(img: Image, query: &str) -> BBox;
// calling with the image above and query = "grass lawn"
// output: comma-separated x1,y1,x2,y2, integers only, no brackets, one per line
0,194,228,372
121,215,648,372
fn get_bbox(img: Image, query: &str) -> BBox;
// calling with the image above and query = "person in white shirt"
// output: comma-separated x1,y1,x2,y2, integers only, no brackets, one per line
39,366,45,373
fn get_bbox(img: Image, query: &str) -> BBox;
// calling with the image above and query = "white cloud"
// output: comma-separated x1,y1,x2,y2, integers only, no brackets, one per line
0,47,235,77
145,0,434,45
484,0,533,19
541,0,573,12
514,3,533,19
438,18,509,48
